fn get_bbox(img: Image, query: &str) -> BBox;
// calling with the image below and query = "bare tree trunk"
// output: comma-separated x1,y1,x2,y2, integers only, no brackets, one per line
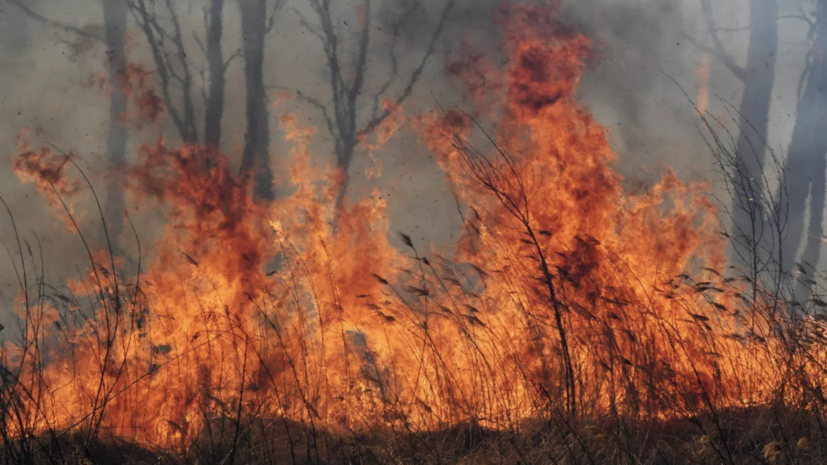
796,155,826,300
780,0,827,299
334,139,357,211
204,0,225,148
130,0,199,143
729,0,778,266
103,0,129,247
304,0,455,215
239,0,274,200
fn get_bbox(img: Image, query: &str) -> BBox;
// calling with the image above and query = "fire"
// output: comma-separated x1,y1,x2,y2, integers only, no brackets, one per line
83,61,165,125
120,63,165,125
696,52,710,115
12,131,83,231
417,3,740,419
3,1,825,459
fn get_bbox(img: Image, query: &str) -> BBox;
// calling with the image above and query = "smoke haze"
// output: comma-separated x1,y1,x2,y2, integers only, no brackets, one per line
0,0,819,328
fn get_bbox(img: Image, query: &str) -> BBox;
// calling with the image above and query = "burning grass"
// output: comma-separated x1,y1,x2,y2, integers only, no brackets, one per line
2,3,827,464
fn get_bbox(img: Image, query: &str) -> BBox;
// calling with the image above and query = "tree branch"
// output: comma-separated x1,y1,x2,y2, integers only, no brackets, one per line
691,0,747,81
5,0,103,43
681,32,746,81
265,0,287,34
359,0,456,138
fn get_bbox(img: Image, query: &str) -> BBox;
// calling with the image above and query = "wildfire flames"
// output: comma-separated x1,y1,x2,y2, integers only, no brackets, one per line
696,53,710,116
3,2,826,458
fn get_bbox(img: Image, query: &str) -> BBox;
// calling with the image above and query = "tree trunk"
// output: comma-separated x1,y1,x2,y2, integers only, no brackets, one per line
730,0,778,267
334,138,357,212
239,0,273,201
204,0,225,149
103,0,129,248
780,0,827,299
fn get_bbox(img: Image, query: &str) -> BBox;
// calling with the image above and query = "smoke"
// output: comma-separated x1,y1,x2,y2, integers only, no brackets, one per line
565,0,706,174
380,0,743,188
0,0,815,310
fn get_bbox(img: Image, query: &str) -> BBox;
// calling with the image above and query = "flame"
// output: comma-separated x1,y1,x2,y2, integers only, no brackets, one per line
120,63,165,125
13,131,84,231
3,1,826,456
696,52,710,116
360,100,403,179
354,4,367,29
83,61,165,125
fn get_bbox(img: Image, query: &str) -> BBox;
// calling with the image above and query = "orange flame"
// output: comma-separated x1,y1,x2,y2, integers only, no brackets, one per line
13,131,84,231
3,2,824,455
696,53,710,115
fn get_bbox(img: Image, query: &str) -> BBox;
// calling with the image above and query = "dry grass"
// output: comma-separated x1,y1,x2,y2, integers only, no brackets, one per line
1,119,827,465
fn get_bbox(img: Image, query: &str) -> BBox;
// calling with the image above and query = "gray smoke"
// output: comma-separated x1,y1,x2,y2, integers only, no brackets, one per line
0,0,818,330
